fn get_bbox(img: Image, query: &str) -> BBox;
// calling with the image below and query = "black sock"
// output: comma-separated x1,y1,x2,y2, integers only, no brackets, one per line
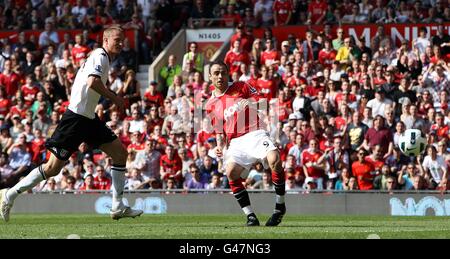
274,182,286,196
234,189,251,209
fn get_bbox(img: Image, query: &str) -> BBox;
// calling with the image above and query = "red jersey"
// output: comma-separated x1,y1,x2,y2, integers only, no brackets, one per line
0,72,20,97
9,105,27,119
301,149,324,178
277,98,292,122
308,0,328,24
21,85,40,107
31,137,46,164
160,154,183,181
0,98,11,116
205,82,264,141
71,44,91,67
365,156,384,172
230,33,253,53
431,124,450,141
334,92,356,107
255,78,277,99
127,142,145,152
144,91,164,107
334,116,347,131
373,77,386,86
285,75,307,89
260,50,280,68
318,49,337,68
273,0,293,25
352,161,375,190
224,50,250,76
197,130,214,147
305,85,325,97
94,176,111,190
222,13,242,27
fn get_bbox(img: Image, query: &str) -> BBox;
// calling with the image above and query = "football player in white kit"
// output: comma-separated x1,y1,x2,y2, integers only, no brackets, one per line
0,25,143,222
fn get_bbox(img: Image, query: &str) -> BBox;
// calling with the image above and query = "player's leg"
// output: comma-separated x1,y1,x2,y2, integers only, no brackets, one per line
99,138,143,220
0,153,66,222
265,150,286,226
227,161,260,226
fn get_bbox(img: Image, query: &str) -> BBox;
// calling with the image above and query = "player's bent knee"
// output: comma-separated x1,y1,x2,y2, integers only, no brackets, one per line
226,163,244,181
267,150,281,169
42,163,64,178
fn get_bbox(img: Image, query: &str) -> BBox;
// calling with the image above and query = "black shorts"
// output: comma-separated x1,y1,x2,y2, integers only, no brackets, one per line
45,109,117,161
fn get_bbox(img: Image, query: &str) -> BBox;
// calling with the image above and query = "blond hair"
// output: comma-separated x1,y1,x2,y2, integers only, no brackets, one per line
103,25,123,39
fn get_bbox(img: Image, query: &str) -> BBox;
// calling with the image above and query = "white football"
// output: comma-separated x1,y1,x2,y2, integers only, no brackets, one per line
398,129,427,156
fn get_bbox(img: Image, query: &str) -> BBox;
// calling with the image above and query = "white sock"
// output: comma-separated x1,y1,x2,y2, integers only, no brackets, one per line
242,205,254,216
111,165,126,210
6,166,46,204
276,195,285,204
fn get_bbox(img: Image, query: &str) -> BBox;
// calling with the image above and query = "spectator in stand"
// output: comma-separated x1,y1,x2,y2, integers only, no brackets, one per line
414,27,431,56
251,169,273,190
307,0,327,25
160,145,183,187
336,37,355,67
182,42,205,74
418,145,448,190
124,168,146,190
352,148,374,190
318,39,337,69
403,104,428,134
301,138,325,190
254,0,274,26
0,59,20,98
0,125,13,154
135,139,161,180
272,0,293,26
159,55,182,92
71,34,91,69
7,133,31,179
224,39,250,78
362,115,393,157
374,164,397,190
79,173,97,192
94,165,111,190
114,37,138,72
366,88,393,118
398,162,421,190
118,69,141,111
38,21,59,51
261,39,280,69
302,31,321,62
207,173,224,190
342,4,368,24
184,164,208,191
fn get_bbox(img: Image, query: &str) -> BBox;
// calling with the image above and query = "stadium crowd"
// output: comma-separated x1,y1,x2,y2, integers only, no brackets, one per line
0,0,450,193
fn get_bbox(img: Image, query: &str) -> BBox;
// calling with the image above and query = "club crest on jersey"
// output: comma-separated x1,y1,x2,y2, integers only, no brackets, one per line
95,65,103,73
249,85,257,94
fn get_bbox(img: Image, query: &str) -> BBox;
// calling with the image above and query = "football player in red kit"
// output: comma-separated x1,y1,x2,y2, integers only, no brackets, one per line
205,61,286,226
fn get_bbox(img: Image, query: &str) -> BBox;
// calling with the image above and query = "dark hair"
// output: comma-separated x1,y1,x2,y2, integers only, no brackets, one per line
208,61,228,74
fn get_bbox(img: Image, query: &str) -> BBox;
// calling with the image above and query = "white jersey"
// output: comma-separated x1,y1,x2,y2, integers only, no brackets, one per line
68,48,110,119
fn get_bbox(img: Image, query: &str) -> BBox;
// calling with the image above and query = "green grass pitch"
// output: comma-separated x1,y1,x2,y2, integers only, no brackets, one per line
1,214,450,239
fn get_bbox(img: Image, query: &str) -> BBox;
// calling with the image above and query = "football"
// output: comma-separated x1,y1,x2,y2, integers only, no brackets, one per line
398,129,427,156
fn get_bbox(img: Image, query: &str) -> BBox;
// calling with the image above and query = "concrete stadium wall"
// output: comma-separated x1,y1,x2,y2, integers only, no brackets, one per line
10,192,450,216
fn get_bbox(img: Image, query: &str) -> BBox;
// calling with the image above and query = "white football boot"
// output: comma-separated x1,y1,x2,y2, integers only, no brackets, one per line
0,189,13,222
110,206,143,220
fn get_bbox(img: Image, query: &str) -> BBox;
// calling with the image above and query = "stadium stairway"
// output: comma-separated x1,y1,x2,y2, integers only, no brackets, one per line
137,64,150,98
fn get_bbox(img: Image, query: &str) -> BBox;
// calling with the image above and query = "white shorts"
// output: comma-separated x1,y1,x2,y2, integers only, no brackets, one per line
224,130,277,172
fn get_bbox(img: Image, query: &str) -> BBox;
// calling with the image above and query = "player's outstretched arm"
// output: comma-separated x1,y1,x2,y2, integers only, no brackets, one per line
87,75,125,112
